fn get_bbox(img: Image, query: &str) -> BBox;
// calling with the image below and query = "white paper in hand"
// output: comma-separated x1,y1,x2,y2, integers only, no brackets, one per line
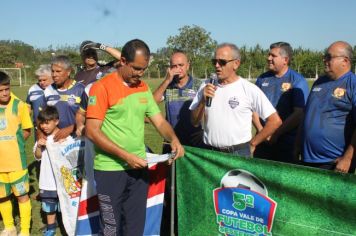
146,152,174,164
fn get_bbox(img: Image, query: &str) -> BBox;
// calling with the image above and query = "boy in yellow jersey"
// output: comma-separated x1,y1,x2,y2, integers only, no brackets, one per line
0,71,33,236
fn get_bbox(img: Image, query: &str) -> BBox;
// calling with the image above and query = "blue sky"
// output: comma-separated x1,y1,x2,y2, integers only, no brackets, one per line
1,0,355,52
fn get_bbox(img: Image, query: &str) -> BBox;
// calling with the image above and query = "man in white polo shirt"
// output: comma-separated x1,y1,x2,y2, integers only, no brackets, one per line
190,43,282,157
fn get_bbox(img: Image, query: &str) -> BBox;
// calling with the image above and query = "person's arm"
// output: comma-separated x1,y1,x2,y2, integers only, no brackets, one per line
153,68,177,103
269,107,304,144
252,112,263,133
149,113,184,159
250,112,282,152
334,128,356,173
34,139,46,159
23,128,31,140
104,46,121,61
191,83,215,127
75,109,86,137
81,41,121,61
148,113,184,160
85,118,147,169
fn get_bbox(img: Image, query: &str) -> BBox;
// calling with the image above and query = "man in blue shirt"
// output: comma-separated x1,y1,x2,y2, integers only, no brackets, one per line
301,41,355,173
26,64,53,127
153,50,204,151
42,55,87,141
253,42,309,163
153,50,204,235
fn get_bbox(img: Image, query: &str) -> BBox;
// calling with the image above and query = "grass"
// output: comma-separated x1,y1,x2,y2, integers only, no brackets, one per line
1,78,315,235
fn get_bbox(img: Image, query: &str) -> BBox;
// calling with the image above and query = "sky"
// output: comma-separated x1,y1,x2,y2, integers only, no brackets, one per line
1,0,355,52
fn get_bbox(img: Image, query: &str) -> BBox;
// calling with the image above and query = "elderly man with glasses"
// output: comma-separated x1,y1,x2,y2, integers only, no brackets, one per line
299,41,356,173
190,43,282,157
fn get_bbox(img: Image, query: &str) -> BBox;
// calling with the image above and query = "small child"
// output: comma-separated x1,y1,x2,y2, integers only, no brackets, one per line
34,106,67,236
0,71,33,236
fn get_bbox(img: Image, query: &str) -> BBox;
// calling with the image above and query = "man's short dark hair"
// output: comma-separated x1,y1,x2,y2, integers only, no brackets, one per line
0,71,10,86
270,42,293,62
37,106,59,123
121,39,150,63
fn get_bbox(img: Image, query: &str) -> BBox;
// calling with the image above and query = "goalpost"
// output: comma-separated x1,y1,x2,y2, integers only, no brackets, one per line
0,68,22,86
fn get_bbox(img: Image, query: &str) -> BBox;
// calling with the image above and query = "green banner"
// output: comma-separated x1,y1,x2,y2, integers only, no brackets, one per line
177,146,356,236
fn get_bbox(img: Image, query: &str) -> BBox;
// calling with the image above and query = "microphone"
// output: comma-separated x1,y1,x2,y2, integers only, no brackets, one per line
206,73,218,107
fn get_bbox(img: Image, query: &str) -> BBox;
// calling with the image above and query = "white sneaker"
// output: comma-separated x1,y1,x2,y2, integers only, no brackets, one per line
0,227,17,236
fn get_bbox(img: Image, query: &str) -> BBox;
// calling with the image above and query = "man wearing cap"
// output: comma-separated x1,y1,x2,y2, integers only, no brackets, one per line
75,41,121,86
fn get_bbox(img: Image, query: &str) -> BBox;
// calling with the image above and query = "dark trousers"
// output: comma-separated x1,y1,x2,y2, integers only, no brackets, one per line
254,141,295,163
94,169,149,236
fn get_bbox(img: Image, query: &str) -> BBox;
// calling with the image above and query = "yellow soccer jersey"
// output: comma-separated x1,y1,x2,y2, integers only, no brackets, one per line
0,93,33,172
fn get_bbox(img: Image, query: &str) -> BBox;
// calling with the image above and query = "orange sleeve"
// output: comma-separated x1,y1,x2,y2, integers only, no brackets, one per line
86,82,108,120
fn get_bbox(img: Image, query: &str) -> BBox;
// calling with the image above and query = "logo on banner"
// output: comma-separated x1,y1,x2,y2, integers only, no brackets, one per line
213,169,277,236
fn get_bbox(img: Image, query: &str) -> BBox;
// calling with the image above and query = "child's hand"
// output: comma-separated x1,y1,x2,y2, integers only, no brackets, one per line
37,138,46,148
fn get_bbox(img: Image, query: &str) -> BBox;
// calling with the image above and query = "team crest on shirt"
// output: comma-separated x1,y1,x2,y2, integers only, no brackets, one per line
332,87,346,99
0,118,7,130
228,97,239,109
67,95,77,106
281,83,292,92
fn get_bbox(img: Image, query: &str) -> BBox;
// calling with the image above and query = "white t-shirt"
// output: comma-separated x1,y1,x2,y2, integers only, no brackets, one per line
33,135,75,191
189,77,275,147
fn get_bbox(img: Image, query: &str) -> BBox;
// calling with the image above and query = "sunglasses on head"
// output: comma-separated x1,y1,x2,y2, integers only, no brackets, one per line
211,59,236,66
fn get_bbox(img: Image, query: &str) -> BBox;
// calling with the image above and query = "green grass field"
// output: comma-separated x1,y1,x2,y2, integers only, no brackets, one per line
1,78,315,235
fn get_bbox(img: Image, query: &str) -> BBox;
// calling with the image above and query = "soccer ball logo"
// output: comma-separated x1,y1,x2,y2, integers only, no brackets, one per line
220,169,268,196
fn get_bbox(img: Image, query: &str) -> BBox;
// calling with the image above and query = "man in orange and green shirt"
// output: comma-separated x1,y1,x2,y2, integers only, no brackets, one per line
86,39,184,236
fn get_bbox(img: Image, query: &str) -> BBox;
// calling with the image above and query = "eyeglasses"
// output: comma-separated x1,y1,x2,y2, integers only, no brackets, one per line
211,59,236,66
323,53,348,61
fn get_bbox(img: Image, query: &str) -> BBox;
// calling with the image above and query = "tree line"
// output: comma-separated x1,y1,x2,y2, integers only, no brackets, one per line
1,25,355,83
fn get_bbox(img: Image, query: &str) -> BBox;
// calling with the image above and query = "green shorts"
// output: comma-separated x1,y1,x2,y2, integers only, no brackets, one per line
0,169,29,198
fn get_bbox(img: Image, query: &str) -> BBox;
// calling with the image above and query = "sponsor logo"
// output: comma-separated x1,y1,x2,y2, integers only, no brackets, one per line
332,87,346,99
67,95,77,106
139,97,148,104
312,87,322,92
213,169,277,236
0,118,7,130
281,83,292,92
262,82,269,87
228,97,239,109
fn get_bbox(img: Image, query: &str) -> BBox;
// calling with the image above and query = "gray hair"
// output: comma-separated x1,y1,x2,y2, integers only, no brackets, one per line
270,42,293,62
216,43,241,60
35,64,52,77
51,55,72,70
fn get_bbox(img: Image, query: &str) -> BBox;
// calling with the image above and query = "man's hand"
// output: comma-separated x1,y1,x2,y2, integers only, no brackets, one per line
80,41,107,53
203,83,216,103
75,124,85,137
165,67,179,84
169,139,185,161
54,125,74,142
334,156,352,173
125,154,148,169
249,144,256,157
